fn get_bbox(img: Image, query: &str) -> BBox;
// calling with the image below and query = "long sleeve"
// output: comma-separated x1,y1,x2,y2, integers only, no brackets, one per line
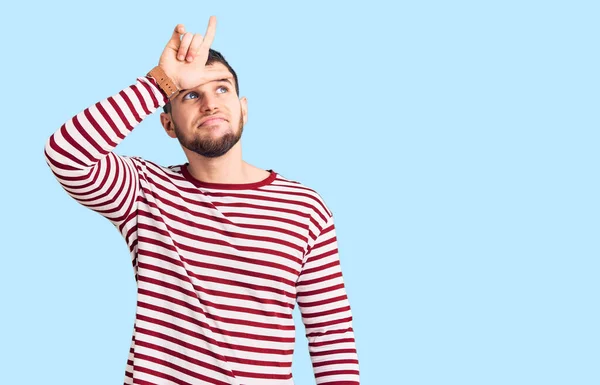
44,76,167,228
296,216,361,385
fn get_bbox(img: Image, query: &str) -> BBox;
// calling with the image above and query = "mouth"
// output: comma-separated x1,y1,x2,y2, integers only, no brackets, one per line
198,115,228,127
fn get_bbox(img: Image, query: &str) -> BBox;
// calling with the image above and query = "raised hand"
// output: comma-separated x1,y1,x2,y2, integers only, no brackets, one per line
158,16,231,91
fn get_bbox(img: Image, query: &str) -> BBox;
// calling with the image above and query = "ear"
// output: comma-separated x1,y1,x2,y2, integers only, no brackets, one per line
160,112,177,138
240,96,248,125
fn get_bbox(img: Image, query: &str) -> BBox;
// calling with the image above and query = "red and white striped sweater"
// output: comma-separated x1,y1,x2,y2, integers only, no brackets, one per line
44,76,360,385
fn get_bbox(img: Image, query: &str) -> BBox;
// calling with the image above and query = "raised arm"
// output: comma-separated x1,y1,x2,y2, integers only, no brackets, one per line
44,17,229,228
44,75,166,227
296,216,361,384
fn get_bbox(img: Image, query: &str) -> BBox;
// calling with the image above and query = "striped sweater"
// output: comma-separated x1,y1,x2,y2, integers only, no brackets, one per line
44,76,360,385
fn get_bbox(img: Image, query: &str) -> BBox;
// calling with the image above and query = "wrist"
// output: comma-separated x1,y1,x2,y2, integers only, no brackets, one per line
147,66,180,100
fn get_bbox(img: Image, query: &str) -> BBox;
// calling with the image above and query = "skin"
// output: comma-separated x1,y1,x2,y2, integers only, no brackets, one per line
158,17,270,184
162,64,246,159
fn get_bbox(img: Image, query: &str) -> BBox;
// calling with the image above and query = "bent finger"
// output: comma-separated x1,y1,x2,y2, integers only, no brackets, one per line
186,33,204,62
177,32,194,61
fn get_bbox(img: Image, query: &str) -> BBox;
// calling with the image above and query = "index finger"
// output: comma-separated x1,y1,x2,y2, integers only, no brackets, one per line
201,16,217,48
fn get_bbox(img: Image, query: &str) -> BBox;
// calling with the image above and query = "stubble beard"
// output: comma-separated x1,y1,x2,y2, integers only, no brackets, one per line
174,114,244,159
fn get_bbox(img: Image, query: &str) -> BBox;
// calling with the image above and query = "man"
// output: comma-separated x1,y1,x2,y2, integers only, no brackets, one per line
45,16,360,385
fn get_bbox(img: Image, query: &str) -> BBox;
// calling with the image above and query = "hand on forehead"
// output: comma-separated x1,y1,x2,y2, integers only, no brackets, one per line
178,65,234,92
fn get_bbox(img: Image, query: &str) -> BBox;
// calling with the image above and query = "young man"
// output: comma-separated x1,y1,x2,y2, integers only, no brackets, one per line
45,16,360,385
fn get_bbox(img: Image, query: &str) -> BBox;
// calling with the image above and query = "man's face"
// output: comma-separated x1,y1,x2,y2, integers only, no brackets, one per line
161,62,247,158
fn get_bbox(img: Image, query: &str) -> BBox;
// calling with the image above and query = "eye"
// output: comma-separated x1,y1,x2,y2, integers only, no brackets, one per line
182,91,199,100
216,85,229,94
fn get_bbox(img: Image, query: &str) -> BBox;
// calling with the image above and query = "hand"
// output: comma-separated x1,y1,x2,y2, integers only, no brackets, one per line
158,16,230,91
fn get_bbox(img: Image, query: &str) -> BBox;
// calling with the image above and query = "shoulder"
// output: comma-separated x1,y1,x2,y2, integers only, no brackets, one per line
124,156,187,182
268,171,333,224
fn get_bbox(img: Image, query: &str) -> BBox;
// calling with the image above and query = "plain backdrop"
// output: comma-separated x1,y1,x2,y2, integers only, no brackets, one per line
1,1,598,384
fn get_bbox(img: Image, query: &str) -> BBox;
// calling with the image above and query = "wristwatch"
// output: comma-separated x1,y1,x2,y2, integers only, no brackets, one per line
147,66,179,100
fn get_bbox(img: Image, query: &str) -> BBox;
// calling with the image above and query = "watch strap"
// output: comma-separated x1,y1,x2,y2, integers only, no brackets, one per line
147,66,179,100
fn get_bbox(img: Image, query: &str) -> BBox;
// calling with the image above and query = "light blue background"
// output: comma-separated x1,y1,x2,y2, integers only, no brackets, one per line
1,1,598,384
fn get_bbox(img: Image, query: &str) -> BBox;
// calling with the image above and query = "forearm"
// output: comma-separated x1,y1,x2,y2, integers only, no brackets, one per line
44,76,167,224
297,218,361,384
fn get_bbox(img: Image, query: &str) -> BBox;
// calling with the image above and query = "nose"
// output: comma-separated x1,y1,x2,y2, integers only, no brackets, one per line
199,92,219,112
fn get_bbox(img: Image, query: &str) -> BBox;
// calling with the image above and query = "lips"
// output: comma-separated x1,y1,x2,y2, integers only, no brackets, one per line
198,115,227,127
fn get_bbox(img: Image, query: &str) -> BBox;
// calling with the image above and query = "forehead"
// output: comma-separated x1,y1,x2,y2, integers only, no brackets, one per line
206,62,235,80
206,61,229,71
